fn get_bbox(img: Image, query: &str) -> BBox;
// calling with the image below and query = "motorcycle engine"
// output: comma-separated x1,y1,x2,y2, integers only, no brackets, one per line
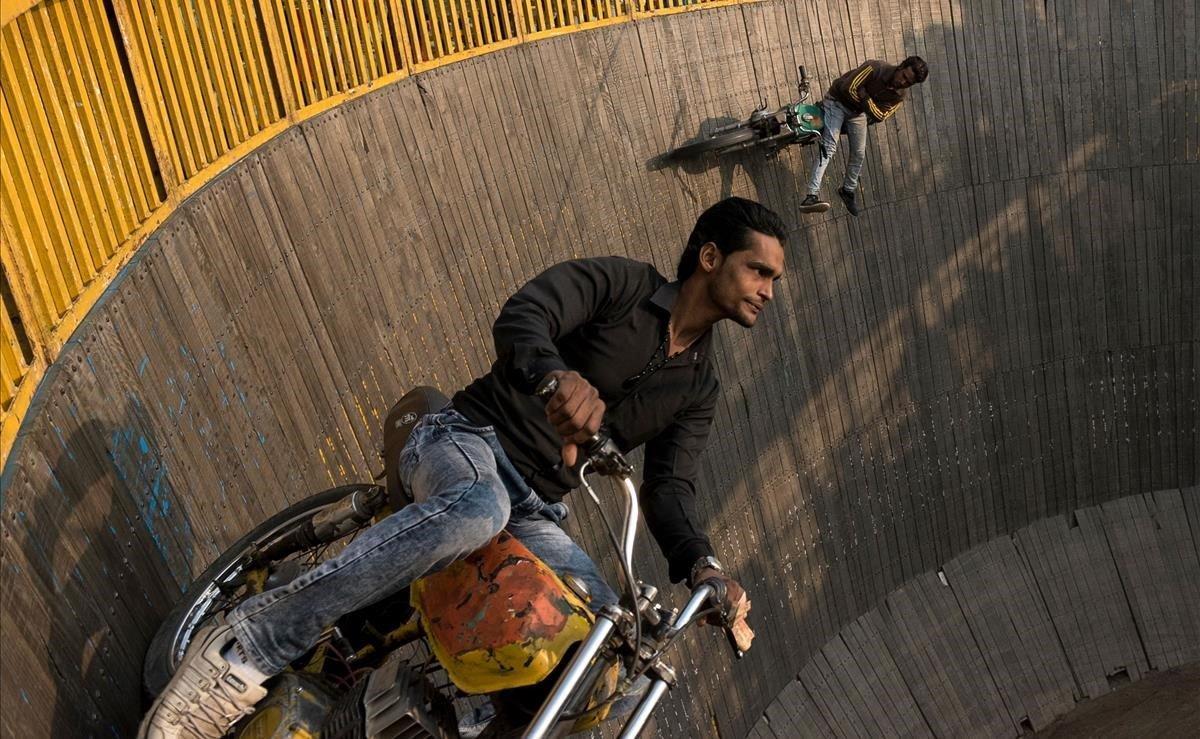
231,672,336,738
323,651,458,739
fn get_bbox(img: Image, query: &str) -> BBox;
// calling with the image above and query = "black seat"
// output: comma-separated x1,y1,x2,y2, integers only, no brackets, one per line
379,386,450,511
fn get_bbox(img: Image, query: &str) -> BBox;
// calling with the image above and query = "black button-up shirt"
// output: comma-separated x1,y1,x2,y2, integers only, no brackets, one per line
454,257,719,582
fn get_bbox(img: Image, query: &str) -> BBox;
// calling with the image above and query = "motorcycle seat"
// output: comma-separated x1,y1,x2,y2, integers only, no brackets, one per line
379,386,450,511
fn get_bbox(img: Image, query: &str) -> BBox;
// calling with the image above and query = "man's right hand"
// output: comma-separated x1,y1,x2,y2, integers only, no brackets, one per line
543,370,605,467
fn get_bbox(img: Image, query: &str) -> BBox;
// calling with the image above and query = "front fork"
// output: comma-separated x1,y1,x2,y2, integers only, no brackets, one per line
524,608,620,739
523,585,716,739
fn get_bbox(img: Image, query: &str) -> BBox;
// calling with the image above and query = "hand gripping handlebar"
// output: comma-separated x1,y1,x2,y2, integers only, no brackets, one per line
535,375,633,477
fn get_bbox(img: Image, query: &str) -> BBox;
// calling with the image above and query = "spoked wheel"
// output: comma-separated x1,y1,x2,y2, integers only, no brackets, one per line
668,126,758,159
142,484,382,696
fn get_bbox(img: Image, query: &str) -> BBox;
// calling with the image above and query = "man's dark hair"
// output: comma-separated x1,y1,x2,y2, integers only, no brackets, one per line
900,56,929,83
676,197,787,280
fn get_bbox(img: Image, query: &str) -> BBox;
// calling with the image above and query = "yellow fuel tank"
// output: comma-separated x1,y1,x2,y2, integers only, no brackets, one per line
411,531,594,695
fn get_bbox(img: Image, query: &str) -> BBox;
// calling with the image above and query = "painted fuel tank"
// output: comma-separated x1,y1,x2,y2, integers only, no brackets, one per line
411,531,594,694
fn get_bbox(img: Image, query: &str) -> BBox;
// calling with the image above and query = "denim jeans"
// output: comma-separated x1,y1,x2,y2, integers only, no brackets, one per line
806,97,868,195
228,409,617,674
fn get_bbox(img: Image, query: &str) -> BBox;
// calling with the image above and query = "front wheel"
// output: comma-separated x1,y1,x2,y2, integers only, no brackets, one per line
142,484,381,696
668,126,758,160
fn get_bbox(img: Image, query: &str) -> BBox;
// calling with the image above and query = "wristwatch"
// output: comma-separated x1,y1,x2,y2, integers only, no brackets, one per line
689,556,724,586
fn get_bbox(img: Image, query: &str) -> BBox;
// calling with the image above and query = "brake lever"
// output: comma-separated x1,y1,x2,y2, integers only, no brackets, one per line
584,433,633,477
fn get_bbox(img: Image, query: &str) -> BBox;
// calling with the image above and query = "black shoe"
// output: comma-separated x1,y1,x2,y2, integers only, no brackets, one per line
799,194,830,213
837,187,860,216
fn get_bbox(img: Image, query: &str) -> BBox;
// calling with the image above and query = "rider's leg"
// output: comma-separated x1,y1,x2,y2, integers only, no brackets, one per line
141,412,513,738
480,430,620,608
504,491,620,609
226,412,512,675
841,111,868,192
805,97,847,196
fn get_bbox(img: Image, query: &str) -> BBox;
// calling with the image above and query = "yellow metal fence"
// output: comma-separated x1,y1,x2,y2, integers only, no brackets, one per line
0,0,741,463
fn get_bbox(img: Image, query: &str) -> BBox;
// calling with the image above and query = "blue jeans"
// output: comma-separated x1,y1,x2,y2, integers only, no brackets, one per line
228,410,617,674
806,97,868,195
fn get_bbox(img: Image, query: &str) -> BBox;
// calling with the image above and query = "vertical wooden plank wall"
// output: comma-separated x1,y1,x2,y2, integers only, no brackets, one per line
751,488,1200,738
0,0,1195,736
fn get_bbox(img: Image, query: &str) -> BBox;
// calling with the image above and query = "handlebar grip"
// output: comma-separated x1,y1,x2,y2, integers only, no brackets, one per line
799,65,808,81
696,576,753,657
724,625,746,659
535,374,560,401
535,374,627,471
725,616,755,657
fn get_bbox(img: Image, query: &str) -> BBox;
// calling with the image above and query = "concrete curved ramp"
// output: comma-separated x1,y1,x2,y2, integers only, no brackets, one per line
1,1,1197,736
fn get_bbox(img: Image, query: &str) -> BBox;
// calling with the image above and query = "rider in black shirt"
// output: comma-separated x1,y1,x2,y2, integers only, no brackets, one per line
456,257,727,583
139,196,788,739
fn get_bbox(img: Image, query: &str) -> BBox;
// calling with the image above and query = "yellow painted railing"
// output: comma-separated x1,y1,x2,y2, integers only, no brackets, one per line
0,0,744,464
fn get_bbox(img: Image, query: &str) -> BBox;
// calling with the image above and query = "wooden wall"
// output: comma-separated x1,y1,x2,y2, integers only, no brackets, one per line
750,487,1200,738
1,0,1196,736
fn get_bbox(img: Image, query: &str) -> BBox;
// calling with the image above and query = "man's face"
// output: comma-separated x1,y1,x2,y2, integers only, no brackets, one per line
705,231,785,328
892,66,919,89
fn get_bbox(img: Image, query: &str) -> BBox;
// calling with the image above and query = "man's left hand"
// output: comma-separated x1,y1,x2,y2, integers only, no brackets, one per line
692,568,750,621
692,567,755,652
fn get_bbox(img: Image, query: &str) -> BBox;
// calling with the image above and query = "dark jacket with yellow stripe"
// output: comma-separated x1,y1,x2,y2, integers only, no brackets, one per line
827,60,906,123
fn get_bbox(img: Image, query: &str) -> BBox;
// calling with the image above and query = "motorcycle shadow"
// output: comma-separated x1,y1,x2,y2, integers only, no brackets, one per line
646,116,804,208
646,116,744,174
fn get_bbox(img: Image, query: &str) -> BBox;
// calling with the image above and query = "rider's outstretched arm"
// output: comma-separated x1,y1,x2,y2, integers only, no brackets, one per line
639,382,720,584
641,386,753,646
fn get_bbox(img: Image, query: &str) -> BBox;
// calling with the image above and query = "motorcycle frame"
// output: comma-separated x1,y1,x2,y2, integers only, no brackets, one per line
522,471,722,739
710,65,821,157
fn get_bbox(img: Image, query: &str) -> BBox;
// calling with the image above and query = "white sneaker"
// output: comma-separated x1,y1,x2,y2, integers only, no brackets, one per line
138,625,270,738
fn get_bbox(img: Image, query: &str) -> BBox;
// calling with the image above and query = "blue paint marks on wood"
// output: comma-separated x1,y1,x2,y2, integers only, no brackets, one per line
107,423,193,586
138,356,149,376
53,426,77,461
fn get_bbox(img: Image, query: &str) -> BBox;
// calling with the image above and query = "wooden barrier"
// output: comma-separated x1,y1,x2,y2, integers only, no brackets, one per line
752,488,1200,737
0,0,748,461
0,0,1196,735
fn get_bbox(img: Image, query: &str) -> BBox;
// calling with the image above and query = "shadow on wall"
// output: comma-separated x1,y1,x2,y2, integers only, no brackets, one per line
13,399,194,736
648,114,805,205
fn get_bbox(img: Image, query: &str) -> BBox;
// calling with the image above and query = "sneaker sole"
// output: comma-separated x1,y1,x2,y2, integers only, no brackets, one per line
799,202,832,213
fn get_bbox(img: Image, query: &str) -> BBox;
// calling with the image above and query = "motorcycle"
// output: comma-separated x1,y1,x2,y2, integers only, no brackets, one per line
667,65,824,160
142,379,751,737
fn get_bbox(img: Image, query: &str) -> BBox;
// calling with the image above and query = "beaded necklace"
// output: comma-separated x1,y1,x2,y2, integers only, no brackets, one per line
623,320,683,390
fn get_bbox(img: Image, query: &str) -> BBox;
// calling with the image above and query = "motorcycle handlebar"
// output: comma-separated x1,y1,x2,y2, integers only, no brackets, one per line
688,579,747,659
799,65,808,81
535,374,633,477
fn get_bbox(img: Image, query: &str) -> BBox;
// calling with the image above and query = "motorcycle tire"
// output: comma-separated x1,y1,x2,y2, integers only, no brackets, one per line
142,484,380,697
668,126,758,159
